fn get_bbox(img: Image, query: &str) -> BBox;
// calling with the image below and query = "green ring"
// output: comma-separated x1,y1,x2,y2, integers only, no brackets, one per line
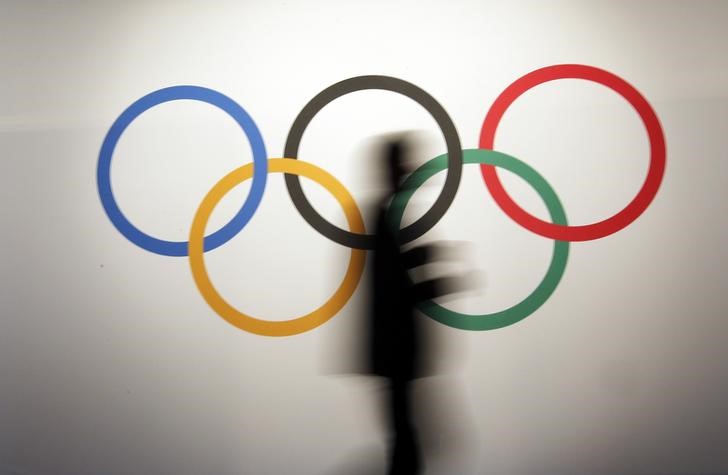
388,149,570,331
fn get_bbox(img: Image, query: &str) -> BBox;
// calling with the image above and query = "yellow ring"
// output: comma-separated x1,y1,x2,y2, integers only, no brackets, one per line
189,158,366,336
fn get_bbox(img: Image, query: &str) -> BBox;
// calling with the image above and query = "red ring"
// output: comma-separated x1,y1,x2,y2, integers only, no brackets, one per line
479,64,666,241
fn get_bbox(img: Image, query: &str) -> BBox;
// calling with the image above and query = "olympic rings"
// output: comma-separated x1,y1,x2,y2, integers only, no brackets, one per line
388,149,569,331
97,85,268,256
189,158,366,336
97,64,666,335
479,64,666,241
284,75,463,250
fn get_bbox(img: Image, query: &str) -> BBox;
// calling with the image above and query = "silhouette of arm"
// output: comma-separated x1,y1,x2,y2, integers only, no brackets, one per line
412,275,464,302
402,245,430,269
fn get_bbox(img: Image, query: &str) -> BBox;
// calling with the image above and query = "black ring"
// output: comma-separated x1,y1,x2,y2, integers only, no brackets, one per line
284,75,462,250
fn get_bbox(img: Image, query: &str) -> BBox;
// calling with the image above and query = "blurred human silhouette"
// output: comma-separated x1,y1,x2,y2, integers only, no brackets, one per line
365,135,464,475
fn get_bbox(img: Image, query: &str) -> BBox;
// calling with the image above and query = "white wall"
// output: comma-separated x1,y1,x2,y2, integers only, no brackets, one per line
2,1,727,474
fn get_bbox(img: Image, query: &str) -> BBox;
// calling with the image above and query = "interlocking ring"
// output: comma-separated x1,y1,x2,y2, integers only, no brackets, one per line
479,64,666,241
284,75,463,250
97,64,666,335
388,149,569,331
97,85,268,256
189,159,366,336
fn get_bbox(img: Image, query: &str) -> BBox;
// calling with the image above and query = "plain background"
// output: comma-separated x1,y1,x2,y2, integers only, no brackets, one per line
2,1,727,474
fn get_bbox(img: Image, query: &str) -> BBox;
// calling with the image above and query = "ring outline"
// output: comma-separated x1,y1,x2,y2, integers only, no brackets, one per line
189,158,366,336
479,64,666,242
389,149,569,330
284,75,463,250
97,85,268,256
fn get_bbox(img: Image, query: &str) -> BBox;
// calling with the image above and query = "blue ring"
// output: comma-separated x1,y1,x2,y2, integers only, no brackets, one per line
97,85,268,256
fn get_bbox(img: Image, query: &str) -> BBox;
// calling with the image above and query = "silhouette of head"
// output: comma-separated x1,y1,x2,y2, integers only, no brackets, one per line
383,136,413,193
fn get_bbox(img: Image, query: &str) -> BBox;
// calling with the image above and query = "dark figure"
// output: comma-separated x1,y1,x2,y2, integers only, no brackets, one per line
367,138,457,475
